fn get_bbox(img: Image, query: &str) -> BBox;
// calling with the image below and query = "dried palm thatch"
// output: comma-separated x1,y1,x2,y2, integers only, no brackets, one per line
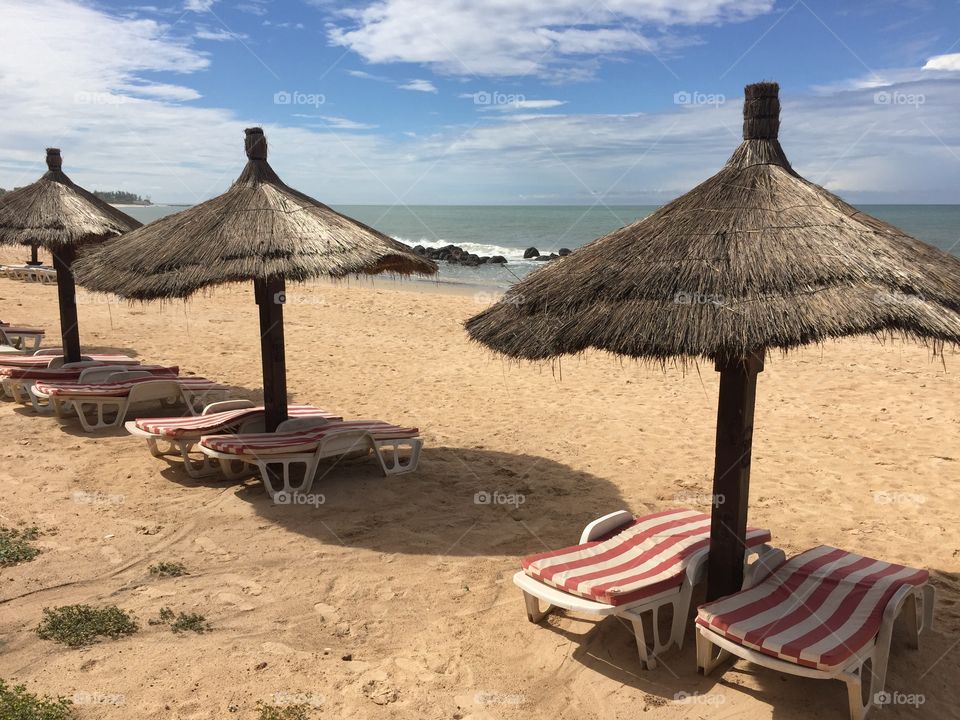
467,81,960,602
466,83,960,363
73,128,436,300
0,148,141,363
0,149,141,249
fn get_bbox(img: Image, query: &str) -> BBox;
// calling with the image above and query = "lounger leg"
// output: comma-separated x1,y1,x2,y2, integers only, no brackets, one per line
522,591,553,623
374,438,423,475
629,617,656,670
841,659,872,720
256,454,318,499
696,629,730,675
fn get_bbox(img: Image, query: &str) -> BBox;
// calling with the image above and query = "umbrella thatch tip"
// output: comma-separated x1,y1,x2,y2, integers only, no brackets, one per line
244,127,267,160
743,82,780,140
45,148,62,170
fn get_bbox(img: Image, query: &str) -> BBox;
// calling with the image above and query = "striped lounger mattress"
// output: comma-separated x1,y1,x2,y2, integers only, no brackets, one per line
696,545,929,670
522,508,773,606
34,376,224,398
134,405,343,438
200,420,420,456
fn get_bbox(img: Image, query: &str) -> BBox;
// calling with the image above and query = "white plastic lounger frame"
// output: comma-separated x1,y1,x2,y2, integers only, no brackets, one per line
3,331,44,352
696,574,935,720
125,400,258,479
6,363,140,412
32,373,228,432
199,419,424,499
513,510,781,670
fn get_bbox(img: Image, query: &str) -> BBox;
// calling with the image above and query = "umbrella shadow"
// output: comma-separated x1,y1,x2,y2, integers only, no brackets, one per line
223,446,629,557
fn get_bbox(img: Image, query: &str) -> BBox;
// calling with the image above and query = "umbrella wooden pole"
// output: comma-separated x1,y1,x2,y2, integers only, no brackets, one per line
52,245,82,364
706,352,764,601
255,276,289,433
26,244,41,266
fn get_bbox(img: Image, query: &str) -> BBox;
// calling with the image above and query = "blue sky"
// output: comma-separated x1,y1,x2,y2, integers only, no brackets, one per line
0,0,959,204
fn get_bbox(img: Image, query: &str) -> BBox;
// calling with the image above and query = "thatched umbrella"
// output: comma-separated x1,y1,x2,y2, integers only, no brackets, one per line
0,148,142,363
74,127,437,432
466,82,960,600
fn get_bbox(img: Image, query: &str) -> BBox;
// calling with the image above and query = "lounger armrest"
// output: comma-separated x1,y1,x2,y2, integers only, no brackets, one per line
202,399,256,415
579,510,634,543
742,545,786,590
276,416,332,432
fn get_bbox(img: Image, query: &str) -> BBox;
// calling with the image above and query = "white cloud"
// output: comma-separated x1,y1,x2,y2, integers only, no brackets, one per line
1,0,959,208
185,0,214,11
195,26,246,41
236,0,268,15
398,79,437,93
923,53,960,72
328,0,774,78
348,69,390,81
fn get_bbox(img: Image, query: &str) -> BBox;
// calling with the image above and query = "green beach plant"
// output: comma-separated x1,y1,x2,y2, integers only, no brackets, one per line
36,605,138,647
0,680,73,720
150,607,211,634
148,561,187,577
0,526,40,566
255,700,316,720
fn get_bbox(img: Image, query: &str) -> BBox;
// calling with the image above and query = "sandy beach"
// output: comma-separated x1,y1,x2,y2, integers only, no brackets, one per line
1,267,958,719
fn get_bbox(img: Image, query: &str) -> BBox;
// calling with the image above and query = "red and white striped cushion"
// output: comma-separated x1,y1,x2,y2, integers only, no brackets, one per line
35,376,222,398
200,420,419,455
522,508,773,606
696,545,928,670
0,353,136,368
134,405,342,438
0,365,177,380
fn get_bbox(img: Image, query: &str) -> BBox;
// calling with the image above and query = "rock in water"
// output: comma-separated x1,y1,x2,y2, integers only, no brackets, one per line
523,247,540,259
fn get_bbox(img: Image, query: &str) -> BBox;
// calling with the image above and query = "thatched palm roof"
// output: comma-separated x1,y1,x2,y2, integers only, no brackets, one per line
73,128,436,300
0,149,141,248
466,83,960,362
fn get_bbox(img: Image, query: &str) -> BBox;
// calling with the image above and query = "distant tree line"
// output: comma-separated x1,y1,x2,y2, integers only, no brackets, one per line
92,190,151,205
0,187,151,205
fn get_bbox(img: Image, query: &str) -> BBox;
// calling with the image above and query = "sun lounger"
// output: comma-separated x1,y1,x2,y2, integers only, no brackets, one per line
0,264,53,281
696,545,934,720
3,364,178,412
0,325,45,352
198,419,423,498
125,401,343,478
31,373,228,431
514,508,777,669
0,352,138,369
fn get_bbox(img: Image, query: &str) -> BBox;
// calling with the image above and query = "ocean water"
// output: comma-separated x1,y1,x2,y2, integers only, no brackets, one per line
124,204,960,288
